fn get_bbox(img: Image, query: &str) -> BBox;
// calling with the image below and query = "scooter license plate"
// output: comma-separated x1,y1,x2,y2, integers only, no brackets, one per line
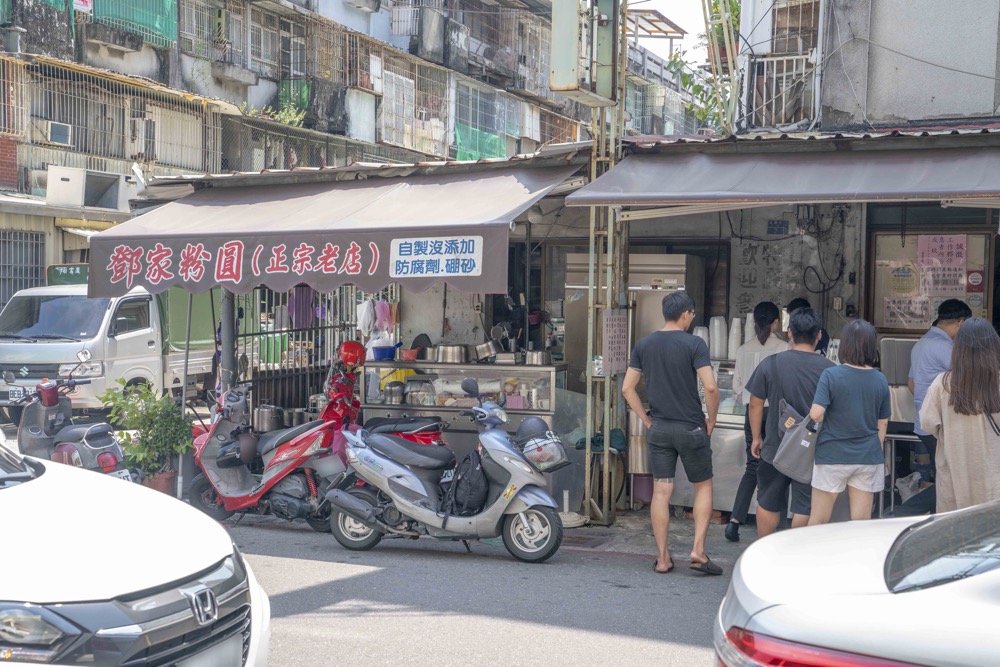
109,469,133,481
6,386,23,401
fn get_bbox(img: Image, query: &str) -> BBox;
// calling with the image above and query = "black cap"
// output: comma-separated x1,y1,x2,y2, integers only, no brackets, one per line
933,299,973,326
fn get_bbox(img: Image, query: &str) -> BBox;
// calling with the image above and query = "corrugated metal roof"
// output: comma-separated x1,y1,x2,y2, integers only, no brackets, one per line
622,123,1000,149
144,142,592,191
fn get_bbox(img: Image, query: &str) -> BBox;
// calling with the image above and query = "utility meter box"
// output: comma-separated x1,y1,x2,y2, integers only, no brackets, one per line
550,0,618,107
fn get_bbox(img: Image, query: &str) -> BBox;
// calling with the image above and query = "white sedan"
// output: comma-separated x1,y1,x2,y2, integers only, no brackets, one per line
715,500,1000,667
0,442,270,666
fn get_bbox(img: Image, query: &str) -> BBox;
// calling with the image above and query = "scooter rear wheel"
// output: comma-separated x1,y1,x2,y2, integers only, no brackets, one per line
306,508,332,533
502,506,563,563
330,487,383,551
188,474,236,521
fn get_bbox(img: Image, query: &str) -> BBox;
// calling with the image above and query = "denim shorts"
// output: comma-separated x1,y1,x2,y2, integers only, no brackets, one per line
646,420,713,484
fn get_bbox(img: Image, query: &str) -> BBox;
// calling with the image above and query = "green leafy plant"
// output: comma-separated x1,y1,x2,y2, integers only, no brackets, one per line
710,0,741,51
99,380,192,475
666,50,725,131
239,100,306,128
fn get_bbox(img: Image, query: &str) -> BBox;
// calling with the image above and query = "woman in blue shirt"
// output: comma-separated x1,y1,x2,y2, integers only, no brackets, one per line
809,319,891,524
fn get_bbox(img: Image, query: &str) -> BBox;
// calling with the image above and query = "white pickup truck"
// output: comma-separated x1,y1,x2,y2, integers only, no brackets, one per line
0,285,217,423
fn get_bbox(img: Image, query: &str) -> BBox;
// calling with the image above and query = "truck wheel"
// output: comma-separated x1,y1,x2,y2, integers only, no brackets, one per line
4,406,22,427
187,474,235,521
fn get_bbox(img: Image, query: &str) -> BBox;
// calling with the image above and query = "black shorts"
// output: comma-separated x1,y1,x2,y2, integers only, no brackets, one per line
647,420,713,484
756,460,812,515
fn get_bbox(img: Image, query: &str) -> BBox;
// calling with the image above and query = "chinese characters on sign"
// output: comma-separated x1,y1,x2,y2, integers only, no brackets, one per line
918,234,966,268
602,309,629,374
883,297,930,329
105,239,382,289
389,236,483,278
920,267,966,297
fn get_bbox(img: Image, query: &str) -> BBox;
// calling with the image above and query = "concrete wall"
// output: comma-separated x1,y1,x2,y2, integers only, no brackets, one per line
400,285,485,347
822,0,1000,127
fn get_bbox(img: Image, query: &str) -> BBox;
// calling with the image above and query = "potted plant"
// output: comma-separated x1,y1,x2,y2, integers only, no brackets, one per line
99,380,193,494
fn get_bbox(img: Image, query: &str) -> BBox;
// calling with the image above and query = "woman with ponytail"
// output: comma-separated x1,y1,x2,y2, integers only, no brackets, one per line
726,301,788,541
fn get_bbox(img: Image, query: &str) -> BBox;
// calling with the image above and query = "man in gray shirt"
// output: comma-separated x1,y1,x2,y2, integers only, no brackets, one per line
908,299,971,479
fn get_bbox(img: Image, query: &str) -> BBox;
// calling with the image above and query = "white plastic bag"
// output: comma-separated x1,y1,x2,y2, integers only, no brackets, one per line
364,331,393,360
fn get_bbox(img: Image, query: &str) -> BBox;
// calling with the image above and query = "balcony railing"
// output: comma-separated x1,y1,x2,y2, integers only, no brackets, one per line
746,54,815,128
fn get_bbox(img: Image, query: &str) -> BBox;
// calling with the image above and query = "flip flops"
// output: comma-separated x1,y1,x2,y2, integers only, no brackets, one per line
653,559,674,574
690,557,724,576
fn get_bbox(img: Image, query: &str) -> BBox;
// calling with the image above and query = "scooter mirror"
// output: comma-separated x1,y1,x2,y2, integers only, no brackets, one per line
498,392,507,408
77,349,92,363
460,378,479,399
2,371,14,384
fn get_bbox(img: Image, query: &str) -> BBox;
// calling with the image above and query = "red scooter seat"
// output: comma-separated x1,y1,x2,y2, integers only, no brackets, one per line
365,433,455,470
257,421,322,456
363,417,441,434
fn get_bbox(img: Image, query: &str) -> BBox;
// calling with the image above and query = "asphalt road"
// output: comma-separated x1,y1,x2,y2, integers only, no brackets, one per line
229,514,739,667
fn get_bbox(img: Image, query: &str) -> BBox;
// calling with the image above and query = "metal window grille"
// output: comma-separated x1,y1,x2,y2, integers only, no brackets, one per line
0,231,45,311
747,54,815,128
457,0,517,75
453,79,520,159
772,0,820,55
539,109,576,145
250,8,280,78
279,19,307,79
513,13,557,105
1,56,222,192
234,285,399,413
91,0,179,48
390,0,443,37
179,0,216,59
378,51,449,157
310,20,344,82
345,32,379,93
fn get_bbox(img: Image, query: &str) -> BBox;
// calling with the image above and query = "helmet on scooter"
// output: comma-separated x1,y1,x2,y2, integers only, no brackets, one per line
338,341,366,370
515,416,550,443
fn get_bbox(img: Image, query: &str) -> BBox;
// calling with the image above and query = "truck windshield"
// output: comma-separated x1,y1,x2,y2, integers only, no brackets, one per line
885,498,1000,593
0,295,110,341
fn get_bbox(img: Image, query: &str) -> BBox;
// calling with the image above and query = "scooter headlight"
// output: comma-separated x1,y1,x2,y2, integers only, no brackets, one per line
491,407,509,423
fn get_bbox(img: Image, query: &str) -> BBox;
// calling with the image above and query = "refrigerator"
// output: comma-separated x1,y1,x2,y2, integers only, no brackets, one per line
562,254,705,394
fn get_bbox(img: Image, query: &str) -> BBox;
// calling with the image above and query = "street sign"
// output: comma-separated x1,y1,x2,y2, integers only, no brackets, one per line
47,264,89,286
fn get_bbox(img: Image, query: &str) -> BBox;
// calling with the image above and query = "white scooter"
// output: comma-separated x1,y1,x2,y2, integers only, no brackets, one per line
327,378,568,562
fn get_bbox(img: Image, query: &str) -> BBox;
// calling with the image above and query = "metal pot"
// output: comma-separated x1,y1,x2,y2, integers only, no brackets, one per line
309,393,329,413
525,350,551,366
289,408,309,426
474,340,502,361
282,408,294,428
436,345,467,364
384,381,405,405
418,346,437,361
254,405,282,432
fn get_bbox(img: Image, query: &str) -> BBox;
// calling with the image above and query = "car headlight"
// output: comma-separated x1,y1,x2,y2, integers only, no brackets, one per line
58,361,103,378
491,407,509,423
0,604,79,663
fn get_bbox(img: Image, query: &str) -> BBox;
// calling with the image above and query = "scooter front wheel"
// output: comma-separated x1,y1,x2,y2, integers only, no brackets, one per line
330,487,383,551
188,474,236,521
502,506,563,563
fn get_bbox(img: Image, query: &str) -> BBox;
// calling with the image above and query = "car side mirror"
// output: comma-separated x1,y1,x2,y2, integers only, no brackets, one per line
2,371,14,384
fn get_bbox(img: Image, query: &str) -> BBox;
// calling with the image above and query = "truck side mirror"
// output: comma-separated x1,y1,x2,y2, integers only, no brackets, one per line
112,317,128,336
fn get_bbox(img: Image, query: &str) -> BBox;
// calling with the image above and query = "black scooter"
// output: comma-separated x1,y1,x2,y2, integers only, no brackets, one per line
1,350,139,482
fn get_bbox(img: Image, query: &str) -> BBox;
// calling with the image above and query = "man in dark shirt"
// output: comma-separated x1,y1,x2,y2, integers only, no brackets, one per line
623,291,721,576
787,297,830,355
747,307,834,537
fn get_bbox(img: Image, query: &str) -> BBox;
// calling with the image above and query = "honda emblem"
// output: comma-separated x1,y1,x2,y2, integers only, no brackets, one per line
189,588,218,626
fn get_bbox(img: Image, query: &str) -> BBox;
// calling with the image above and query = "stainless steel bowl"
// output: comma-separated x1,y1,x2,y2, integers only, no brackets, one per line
436,345,467,363
475,340,502,361
254,405,282,432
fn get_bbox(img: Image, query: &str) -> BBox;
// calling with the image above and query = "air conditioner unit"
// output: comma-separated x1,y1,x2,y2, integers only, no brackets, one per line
45,166,129,212
45,121,73,146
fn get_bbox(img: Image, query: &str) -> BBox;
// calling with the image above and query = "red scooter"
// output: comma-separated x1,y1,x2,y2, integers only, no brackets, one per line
188,342,446,531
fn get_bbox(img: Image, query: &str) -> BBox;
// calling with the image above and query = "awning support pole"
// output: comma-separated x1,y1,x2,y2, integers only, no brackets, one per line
177,291,193,500
221,290,237,392
524,223,531,351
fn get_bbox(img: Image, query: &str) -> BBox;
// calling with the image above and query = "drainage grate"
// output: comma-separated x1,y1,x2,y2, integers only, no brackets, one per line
560,534,609,549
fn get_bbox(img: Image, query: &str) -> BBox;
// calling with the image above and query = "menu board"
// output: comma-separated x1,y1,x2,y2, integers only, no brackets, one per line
873,232,989,330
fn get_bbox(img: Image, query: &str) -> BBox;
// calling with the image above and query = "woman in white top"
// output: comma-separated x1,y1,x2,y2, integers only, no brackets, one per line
726,302,789,542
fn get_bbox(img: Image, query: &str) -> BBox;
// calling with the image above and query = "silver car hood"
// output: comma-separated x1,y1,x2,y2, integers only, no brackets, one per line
0,460,233,604
722,519,1000,667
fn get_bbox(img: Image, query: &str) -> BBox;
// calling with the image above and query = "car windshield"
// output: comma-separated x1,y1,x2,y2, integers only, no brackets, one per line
0,295,110,341
885,499,1000,593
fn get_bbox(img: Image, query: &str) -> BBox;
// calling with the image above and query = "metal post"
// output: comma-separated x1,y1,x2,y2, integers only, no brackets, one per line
524,223,531,351
177,291,193,500
221,290,237,391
